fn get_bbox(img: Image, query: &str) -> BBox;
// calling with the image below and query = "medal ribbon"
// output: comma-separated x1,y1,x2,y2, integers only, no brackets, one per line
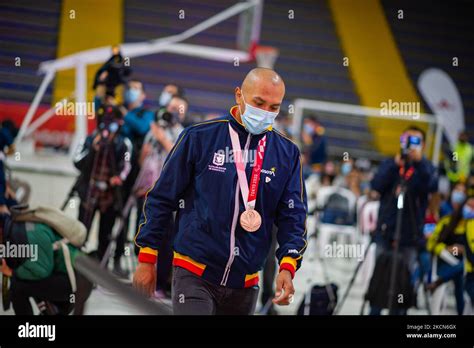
228,124,267,209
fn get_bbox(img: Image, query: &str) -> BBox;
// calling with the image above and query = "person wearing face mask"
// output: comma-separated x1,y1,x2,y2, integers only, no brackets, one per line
368,126,438,315
133,68,307,315
440,182,467,218
121,80,155,149
158,84,185,108
73,105,132,262
112,80,155,277
333,159,362,197
426,183,469,315
131,96,187,298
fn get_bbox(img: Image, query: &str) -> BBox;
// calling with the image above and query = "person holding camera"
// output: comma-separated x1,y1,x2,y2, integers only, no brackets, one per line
74,105,132,261
120,80,155,151
158,83,185,108
109,80,155,276
368,126,438,315
133,95,187,297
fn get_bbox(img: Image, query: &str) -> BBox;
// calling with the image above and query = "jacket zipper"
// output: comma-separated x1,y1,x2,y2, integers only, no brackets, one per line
220,133,251,286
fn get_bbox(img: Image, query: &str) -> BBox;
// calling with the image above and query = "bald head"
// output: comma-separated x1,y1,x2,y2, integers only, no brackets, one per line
241,68,285,92
235,68,285,117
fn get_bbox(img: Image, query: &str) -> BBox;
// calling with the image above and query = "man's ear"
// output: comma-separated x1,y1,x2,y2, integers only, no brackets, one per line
235,87,241,104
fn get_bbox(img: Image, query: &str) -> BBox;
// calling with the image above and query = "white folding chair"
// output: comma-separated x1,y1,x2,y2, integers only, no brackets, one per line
315,187,357,257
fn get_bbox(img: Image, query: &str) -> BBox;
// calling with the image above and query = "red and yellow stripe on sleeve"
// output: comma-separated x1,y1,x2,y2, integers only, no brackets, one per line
172,252,206,276
138,247,158,264
279,256,297,279
244,272,259,288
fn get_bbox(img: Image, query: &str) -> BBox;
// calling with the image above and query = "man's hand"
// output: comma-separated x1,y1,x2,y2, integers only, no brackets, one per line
151,122,167,143
394,153,404,167
109,176,123,187
133,262,156,298
92,134,102,151
151,122,174,152
272,270,295,306
0,204,10,215
1,259,12,277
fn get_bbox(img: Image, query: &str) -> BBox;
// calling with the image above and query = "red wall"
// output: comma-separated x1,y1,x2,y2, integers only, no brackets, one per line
0,100,95,149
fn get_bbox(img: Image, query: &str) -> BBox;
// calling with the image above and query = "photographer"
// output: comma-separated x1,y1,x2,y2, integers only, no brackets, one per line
110,80,155,276
120,80,155,149
368,126,438,315
74,105,132,262
133,95,187,297
158,83,185,108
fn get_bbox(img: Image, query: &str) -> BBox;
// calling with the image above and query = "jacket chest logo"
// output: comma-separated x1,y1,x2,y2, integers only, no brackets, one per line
212,152,225,166
208,152,227,173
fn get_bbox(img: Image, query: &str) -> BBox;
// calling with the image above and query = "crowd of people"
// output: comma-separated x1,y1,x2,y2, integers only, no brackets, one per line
299,121,474,315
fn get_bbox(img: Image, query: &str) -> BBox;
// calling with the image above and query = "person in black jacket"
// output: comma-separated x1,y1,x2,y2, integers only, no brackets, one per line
73,104,132,261
369,126,438,315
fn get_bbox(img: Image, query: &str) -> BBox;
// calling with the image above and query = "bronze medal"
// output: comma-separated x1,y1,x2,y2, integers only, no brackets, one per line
240,209,262,232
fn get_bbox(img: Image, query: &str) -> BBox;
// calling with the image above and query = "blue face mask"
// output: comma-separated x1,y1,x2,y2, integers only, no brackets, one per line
159,91,172,106
239,92,279,135
451,190,466,205
125,88,141,105
462,205,474,220
304,124,315,136
341,162,352,176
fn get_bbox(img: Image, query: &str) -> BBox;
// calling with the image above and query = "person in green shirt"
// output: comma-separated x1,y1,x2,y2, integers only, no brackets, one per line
446,131,473,184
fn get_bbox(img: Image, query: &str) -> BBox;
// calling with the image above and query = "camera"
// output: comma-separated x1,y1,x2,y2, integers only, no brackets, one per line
156,108,178,128
400,134,422,158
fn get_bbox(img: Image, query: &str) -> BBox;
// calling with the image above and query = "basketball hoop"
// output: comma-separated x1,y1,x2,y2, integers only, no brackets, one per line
254,45,279,69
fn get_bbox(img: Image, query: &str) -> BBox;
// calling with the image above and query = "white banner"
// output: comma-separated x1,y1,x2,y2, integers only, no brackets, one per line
418,68,464,149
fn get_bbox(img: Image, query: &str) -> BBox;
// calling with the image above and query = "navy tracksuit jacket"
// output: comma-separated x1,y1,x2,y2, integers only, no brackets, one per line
135,106,307,288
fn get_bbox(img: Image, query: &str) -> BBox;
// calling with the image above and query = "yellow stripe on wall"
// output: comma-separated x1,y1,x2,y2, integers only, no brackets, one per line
329,0,426,155
53,0,123,105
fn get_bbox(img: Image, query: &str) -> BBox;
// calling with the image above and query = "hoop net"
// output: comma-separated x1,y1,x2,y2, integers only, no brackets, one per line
255,45,279,69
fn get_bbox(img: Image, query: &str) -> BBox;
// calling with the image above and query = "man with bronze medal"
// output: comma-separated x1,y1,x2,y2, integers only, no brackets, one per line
133,68,307,315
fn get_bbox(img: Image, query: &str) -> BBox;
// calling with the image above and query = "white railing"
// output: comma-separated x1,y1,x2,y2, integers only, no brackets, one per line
292,98,442,166
14,0,263,166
